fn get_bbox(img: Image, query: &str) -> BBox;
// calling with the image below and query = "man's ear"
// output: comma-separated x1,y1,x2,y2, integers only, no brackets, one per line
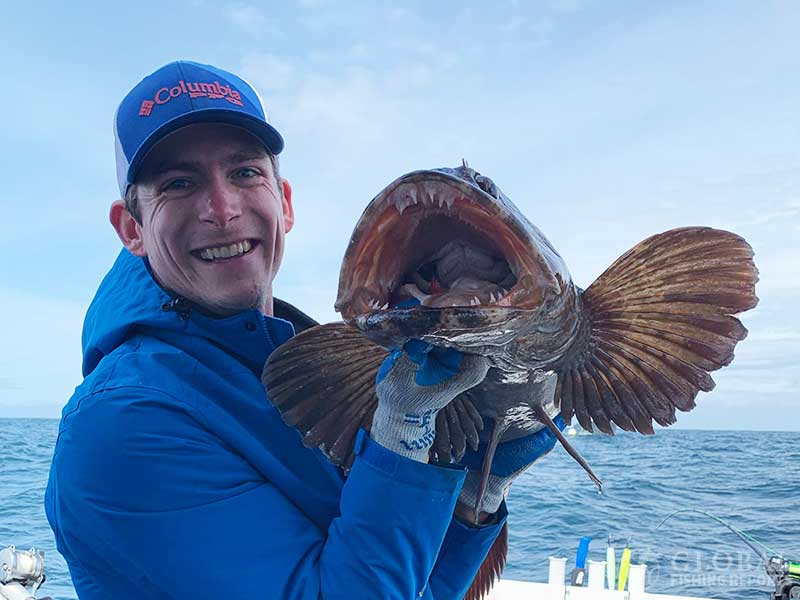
281,179,295,233
110,200,147,256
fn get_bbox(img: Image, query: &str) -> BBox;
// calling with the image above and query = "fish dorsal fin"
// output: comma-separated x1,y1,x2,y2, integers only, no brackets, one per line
555,226,758,434
464,521,508,600
262,322,388,470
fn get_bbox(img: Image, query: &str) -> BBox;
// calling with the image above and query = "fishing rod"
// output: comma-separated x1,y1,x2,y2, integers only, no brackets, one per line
657,509,800,600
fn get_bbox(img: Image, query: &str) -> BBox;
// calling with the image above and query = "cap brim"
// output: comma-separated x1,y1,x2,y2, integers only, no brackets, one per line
126,108,284,187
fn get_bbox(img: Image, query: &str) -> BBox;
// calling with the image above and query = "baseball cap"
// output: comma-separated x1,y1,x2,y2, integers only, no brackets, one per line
114,60,284,197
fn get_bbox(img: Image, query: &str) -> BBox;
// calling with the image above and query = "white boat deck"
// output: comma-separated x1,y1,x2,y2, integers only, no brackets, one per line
488,578,713,600
487,558,716,600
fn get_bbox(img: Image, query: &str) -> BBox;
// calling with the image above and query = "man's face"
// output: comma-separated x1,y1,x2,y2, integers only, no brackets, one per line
124,123,293,316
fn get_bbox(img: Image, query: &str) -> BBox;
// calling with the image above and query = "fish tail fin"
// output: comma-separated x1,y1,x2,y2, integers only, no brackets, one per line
262,322,389,469
556,227,758,434
465,520,508,600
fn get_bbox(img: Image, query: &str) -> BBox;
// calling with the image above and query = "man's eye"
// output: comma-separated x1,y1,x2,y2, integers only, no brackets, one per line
234,167,261,179
162,178,192,192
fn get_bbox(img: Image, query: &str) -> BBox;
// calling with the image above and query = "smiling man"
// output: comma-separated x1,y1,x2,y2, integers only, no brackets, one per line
44,61,557,600
111,122,293,317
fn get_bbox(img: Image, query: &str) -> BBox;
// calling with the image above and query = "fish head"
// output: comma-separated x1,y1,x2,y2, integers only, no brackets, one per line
334,164,574,352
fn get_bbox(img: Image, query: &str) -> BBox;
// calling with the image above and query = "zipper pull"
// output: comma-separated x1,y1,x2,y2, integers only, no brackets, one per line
161,297,192,320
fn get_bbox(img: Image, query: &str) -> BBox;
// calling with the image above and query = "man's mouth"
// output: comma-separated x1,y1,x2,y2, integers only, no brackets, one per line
194,239,257,262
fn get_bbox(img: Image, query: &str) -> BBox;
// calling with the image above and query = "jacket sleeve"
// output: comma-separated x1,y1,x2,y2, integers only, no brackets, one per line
47,387,499,600
428,503,508,599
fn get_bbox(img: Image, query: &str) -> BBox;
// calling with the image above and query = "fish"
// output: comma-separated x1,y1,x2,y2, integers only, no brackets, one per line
262,164,758,600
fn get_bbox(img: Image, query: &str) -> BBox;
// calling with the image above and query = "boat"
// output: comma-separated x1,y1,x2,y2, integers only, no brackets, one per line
0,545,717,600
487,557,715,599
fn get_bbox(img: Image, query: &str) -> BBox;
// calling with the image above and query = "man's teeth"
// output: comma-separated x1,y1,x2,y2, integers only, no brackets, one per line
199,240,252,261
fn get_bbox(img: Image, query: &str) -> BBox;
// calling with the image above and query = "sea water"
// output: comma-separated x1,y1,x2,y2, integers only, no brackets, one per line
1,418,797,600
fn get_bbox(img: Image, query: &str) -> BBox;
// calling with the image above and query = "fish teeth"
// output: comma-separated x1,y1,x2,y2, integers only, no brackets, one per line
489,292,498,303
394,187,421,215
469,296,482,306
368,299,389,310
395,195,412,215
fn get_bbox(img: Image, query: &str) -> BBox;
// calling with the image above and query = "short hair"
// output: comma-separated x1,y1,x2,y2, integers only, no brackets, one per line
125,152,281,224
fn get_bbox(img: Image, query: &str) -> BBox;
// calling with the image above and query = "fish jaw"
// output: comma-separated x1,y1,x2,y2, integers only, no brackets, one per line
351,305,539,355
335,166,573,349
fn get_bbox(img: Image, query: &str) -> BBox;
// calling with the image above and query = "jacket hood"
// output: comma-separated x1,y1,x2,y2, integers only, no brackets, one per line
81,249,309,377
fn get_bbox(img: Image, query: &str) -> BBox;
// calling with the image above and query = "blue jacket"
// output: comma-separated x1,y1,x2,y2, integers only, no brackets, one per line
45,250,505,599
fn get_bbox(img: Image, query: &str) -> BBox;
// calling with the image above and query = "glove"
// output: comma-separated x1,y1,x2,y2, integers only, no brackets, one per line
371,339,489,462
457,372,566,515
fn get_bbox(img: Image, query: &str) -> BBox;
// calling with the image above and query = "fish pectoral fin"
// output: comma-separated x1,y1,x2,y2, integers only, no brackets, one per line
464,521,508,600
262,322,388,471
556,226,758,435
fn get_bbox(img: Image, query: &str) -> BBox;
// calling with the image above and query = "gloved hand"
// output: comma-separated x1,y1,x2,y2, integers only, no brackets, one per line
458,414,565,516
371,339,490,462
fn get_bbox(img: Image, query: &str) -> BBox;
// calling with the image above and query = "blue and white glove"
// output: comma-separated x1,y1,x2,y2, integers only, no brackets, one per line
371,340,490,463
458,413,566,515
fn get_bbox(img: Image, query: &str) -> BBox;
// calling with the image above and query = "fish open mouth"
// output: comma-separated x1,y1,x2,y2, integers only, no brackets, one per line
335,169,554,320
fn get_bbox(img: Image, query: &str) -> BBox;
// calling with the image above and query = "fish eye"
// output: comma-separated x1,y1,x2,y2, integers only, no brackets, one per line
475,174,498,198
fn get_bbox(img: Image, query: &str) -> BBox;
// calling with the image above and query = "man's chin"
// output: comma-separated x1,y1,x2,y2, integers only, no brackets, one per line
180,289,268,318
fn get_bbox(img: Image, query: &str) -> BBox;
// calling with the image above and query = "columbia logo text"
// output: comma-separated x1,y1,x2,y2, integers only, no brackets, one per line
139,80,243,116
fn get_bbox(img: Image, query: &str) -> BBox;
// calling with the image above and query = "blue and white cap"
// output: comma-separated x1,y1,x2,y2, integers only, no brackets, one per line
114,60,284,197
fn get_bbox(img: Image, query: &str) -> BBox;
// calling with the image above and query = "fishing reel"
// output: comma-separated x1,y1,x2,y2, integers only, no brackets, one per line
766,556,800,600
0,546,52,600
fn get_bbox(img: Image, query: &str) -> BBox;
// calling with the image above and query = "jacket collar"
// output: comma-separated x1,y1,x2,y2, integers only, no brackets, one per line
82,249,315,376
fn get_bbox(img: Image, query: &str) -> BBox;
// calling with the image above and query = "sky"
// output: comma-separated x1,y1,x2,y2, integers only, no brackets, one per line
1,1,798,429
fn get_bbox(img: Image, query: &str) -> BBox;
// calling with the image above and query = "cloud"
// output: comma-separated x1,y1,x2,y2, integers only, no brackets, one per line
224,4,281,36
241,53,295,92
706,326,800,400
547,0,583,14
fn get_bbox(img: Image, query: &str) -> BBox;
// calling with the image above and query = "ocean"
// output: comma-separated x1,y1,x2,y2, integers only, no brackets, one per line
1,418,797,600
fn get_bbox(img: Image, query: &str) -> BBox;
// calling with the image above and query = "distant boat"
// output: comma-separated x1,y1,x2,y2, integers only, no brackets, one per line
564,423,616,436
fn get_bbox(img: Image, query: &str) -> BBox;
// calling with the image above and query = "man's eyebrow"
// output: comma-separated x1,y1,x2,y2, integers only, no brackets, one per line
148,160,202,177
223,149,269,164
145,150,267,178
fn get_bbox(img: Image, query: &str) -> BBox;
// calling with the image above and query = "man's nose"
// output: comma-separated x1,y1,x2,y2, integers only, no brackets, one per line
200,177,242,226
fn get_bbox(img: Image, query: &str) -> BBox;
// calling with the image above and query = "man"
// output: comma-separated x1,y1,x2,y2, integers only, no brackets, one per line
46,61,558,599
